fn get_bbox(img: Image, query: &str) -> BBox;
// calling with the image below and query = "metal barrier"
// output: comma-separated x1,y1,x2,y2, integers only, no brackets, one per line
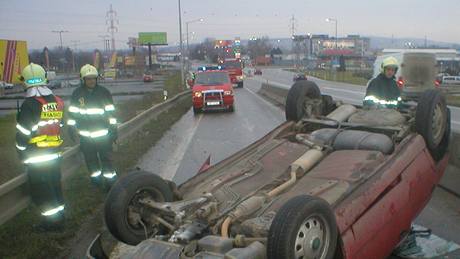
0,90,191,226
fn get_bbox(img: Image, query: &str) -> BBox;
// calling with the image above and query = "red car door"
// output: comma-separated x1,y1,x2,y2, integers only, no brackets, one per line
337,136,446,259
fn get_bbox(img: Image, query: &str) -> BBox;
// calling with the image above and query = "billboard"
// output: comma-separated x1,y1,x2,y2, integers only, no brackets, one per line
138,32,168,45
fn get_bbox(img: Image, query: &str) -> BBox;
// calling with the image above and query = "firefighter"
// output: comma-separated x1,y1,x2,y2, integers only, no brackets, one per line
67,64,118,187
16,63,65,228
364,56,402,108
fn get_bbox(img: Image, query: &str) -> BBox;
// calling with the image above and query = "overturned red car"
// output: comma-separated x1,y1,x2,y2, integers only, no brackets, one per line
93,80,450,259
190,66,235,114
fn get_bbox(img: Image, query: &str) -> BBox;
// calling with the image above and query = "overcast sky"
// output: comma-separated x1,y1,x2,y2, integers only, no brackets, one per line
1,0,459,50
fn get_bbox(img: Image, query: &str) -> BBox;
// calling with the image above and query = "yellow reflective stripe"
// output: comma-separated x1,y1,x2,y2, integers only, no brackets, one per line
105,104,115,111
29,135,60,144
40,111,63,119
41,205,65,216
36,140,63,148
16,144,27,151
69,106,79,113
109,118,117,125
16,124,31,135
29,135,47,144
67,119,76,126
78,129,109,138
24,153,60,164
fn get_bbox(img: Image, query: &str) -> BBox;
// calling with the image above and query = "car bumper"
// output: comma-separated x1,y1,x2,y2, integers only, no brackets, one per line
193,96,234,110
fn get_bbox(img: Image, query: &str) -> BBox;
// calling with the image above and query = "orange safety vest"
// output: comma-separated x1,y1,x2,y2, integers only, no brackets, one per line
28,96,64,148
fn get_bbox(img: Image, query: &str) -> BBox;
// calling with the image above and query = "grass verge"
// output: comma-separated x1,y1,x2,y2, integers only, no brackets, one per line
446,95,460,107
0,71,191,258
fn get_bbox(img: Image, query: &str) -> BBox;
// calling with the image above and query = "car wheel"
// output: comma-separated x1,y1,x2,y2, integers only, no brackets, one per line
228,105,235,112
267,195,338,259
238,82,243,88
415,89,450,161
285,81,322,121
104,170,174,245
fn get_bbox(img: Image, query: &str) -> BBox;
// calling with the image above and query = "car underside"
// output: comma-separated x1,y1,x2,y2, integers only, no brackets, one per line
91,81,451,259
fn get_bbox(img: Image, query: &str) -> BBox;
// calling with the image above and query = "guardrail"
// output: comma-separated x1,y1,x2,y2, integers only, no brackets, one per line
0,90,191,226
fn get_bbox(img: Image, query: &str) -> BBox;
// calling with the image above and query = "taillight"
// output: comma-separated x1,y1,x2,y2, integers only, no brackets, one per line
194,91,202,98
434,80,441,88
224,90,233,96
397,77,404,89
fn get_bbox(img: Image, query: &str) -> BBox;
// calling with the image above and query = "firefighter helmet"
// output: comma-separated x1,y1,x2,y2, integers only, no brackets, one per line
80,64,99,79
21,63,48,88
380,56,399,73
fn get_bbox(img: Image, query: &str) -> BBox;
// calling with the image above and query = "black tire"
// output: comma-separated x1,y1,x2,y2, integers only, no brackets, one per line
415,90,450,161
237,81,244,88
267,195,338,259
228,105,235,112
104,170,174,245
285,81,322,122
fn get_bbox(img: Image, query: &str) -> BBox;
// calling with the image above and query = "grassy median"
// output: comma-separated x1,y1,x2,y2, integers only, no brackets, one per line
0,71,192,258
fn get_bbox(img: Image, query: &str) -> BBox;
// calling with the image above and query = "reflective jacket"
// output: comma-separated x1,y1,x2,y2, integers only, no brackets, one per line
16,95,64,164
364,73,401,107
67,85,117,140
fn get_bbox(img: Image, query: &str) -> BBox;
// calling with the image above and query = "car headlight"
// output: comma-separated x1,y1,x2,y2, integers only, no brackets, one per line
194,91,202,98
224,90,233,96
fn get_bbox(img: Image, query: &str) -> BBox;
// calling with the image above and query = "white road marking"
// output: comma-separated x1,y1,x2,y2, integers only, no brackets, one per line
159,112,203,180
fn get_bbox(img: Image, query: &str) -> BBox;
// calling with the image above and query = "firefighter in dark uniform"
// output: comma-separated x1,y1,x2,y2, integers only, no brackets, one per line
364,56,402,108
16,63,65,228
67,64,118,187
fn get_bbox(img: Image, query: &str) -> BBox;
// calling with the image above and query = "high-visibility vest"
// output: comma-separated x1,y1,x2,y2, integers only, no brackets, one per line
28,96,64,148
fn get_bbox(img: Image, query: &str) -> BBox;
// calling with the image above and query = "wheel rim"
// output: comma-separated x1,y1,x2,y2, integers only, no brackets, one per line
432,103,446,146
125,187,165,236
294,214,331,259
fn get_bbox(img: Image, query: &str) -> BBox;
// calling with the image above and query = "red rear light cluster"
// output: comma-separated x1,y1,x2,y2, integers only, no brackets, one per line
434,80,441,88
397,77,404,89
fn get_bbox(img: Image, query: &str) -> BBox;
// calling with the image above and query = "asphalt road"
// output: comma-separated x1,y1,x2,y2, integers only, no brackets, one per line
135,74,460,257
255,68,460,132
138,78,284,185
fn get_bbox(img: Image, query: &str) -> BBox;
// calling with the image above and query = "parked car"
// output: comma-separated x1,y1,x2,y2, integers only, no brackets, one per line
143,72,154,82
0,81,14,89
91,80,450,259
293,73,308,81
441,76,460,85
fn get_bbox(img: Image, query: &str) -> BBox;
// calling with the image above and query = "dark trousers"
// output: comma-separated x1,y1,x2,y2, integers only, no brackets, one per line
80,137,114,176
27,158,64,215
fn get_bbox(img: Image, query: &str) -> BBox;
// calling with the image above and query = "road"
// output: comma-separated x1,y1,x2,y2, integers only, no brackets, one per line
134,72,460,257
138,78,284,185
256,68,460,132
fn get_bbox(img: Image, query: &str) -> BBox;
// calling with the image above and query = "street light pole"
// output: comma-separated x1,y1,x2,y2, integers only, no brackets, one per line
185,18,204,69
326,18,338,49
178,0,184,88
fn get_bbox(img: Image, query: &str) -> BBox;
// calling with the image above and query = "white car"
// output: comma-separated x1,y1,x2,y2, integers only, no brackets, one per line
441,76,460,85
0,81,14,89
